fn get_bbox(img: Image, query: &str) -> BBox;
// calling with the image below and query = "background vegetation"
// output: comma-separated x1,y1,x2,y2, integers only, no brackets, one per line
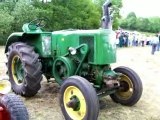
120,12,160,33
0,0,122,45
0,0,159,45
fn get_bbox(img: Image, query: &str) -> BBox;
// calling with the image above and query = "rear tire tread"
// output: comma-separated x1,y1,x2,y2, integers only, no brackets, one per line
7,42,42,97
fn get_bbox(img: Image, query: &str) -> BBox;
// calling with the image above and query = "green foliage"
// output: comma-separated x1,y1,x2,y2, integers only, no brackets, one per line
11,1,39,31
120,12,137,30
61,0,100,29
0,1,15,12
120,12,160,33
0,3,14,45
126,12,137,30
0,11,13,34
0,0,122,45
32,0,100,30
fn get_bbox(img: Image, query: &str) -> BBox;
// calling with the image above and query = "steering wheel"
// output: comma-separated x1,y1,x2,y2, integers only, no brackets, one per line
28,18,47,30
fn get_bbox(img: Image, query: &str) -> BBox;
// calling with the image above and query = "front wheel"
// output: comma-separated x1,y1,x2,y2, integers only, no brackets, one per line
110,66,143,106
59,76,99,120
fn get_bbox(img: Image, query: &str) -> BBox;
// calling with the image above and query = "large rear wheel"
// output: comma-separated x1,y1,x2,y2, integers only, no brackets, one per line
7,42,42,97
110,66,143,106
59,76,99,120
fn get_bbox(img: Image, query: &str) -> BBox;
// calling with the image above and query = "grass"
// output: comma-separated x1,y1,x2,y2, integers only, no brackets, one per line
0,46,160,120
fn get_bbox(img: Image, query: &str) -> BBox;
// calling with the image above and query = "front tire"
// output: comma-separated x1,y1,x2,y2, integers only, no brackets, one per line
110,66,143,106
7,42,42,97
0,94,29,120
59,76,99,120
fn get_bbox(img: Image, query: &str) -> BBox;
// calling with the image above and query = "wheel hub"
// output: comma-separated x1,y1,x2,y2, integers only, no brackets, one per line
120,81,130,92
117,74,134,100
66,96,80,111
63,86,87,119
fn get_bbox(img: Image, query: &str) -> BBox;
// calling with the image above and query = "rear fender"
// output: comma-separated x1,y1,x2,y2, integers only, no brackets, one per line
5,32,24,53
5,32,41,53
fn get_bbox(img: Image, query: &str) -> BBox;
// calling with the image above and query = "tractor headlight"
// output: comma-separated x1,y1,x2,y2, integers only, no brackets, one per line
68,47,77,55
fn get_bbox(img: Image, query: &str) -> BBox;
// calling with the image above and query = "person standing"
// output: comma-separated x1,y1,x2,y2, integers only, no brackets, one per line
151,35,159,55
124,32,129,47
132,33,136,46
119,33,124,47
157,34,160,51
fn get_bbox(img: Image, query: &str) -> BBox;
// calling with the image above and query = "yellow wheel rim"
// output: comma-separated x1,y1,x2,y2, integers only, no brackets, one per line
117,74,134,100
11,55,23,85
63,86,87,120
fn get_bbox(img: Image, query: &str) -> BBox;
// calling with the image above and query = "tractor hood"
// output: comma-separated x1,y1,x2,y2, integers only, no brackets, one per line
52,29,112,36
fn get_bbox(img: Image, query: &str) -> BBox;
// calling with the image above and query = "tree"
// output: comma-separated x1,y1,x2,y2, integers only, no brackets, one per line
126,12,137,30
120,12,137,30
0,2,15,44
11,1,39,31
62,0,100,29
0,10,14,44
0,0,123,45
111,0,122,29
32,0,100,30
149,17,160,33
136,18,150,32
120,12,160,33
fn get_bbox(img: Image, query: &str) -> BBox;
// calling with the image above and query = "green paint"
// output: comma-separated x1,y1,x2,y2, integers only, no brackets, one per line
5,20,118,90
52,56,76,84
103,69,117,77
51,29,116,64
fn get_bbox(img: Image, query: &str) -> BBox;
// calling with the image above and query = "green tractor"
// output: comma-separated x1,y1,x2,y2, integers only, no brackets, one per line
5,0,142,120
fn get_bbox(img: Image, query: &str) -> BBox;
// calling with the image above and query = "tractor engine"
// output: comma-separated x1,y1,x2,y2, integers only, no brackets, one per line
49,29,118,92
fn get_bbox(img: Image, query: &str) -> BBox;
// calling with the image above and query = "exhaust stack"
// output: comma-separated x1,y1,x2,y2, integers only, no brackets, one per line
101,0,112,29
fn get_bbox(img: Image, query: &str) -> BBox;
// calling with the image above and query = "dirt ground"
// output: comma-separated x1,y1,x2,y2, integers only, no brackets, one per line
0,46,160,120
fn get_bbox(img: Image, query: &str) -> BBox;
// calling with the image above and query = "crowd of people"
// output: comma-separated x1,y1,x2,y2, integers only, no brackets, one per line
115,30,160,55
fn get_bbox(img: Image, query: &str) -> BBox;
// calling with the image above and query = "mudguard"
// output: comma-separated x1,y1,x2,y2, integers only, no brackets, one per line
5,22,43,53
5,32,24,53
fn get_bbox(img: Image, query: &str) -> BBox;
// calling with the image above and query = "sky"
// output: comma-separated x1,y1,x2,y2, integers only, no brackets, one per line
121,0,160,18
